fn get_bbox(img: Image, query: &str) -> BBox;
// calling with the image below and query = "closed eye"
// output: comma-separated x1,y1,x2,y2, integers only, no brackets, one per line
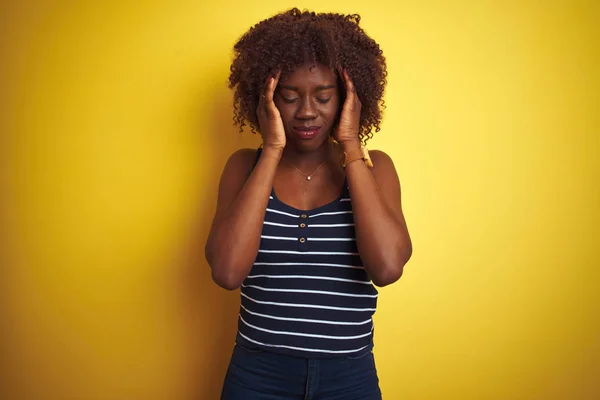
282,97,299,104
316,97,332,104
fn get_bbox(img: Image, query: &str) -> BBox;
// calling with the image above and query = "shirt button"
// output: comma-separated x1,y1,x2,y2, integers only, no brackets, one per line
301,214,308,219
299,237,306,243
300,223,306,228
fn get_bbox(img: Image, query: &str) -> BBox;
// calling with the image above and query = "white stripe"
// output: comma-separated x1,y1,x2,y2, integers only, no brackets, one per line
263,221,298,228
241,292,376,310
309,211,353,218
240,305,373,326
240,316,373,340
307,237,355,242
261,235,298,241
267,208,299,218
269,196,274,199
253,262,363,270
340,198,351,202
246,274,371,285
242,284,378,298
310,223,355,227
238,332,372,354
258,249,359,256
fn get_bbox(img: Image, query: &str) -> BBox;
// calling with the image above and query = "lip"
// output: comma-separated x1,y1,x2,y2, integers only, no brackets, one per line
292,126,322,140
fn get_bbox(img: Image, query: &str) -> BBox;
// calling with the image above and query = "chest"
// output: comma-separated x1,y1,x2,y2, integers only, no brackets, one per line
272,164,346,211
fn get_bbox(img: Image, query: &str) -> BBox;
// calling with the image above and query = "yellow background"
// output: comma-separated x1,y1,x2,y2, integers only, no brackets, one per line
1,1,598,399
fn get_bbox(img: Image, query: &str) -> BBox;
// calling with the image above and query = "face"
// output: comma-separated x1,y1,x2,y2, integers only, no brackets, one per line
274,63,341,152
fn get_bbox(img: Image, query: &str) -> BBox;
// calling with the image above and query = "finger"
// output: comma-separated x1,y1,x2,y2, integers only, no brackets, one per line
272,69,282,88
258,75,272,109
343,69,356,93
336,63,345,83
263,71,283,121
343,69,363,110
341,69,356,109
264,77,274,105
266,70,281,104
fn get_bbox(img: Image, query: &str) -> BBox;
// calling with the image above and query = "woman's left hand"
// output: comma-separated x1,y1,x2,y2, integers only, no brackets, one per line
333,68,362,148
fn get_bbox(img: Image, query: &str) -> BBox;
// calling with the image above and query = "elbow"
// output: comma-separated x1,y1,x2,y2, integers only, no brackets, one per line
371,244,412,287
211,267,243,290
371,267,403,287
205,243,243,291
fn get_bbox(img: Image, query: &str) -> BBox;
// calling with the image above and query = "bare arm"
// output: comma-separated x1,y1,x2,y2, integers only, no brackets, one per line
205,147,282,290
343,147,412,287
205,72,285,290
334,68,412,287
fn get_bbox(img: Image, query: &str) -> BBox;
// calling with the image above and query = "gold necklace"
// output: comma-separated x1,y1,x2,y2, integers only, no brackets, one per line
282,157,328,181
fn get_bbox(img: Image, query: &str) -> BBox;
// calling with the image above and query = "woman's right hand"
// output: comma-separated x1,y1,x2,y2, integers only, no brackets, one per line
256,71,286,151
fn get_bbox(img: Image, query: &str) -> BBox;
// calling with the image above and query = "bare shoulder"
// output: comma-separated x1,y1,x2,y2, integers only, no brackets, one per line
369,149,402,192
369,150,404,212
213,148,259,216
370,150,394,167
222,148,259,178
217,147,259,193
227,147,258,167
370,150,398,177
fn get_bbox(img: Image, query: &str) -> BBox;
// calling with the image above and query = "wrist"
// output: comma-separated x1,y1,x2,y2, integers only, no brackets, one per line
261,145,284,160
337,139,361,152
339,142,373,169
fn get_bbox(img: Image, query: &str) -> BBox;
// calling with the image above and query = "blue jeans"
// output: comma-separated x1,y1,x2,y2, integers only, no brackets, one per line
221,343,382,400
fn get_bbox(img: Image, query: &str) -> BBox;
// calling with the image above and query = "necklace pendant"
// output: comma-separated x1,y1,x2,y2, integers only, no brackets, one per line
307,176,311,181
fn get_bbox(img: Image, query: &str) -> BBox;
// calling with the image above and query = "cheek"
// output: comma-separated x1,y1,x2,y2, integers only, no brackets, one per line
323,101,341,124
274,101,295,122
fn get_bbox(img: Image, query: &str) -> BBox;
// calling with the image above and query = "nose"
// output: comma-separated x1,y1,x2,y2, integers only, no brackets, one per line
295,97,318,120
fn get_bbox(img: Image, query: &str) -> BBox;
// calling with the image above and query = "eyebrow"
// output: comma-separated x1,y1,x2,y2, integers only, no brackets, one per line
278,84,337,92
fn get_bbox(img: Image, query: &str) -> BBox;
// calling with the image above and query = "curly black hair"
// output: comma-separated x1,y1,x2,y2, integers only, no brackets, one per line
228,8,387,144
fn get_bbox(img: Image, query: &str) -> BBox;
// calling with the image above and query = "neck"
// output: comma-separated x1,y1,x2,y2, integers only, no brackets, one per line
282,140,334,168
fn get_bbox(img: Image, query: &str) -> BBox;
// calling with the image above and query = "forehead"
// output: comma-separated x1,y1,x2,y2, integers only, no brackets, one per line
282,63,337,86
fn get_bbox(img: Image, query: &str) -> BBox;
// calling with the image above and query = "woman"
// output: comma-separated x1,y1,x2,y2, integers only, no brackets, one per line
205,8,412,400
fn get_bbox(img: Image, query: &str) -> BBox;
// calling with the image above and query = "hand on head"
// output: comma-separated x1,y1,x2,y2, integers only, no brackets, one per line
334,68,362,148
256,70,285,151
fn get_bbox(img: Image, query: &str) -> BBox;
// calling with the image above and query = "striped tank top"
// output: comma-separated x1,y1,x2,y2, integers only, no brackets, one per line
235,148,378,358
